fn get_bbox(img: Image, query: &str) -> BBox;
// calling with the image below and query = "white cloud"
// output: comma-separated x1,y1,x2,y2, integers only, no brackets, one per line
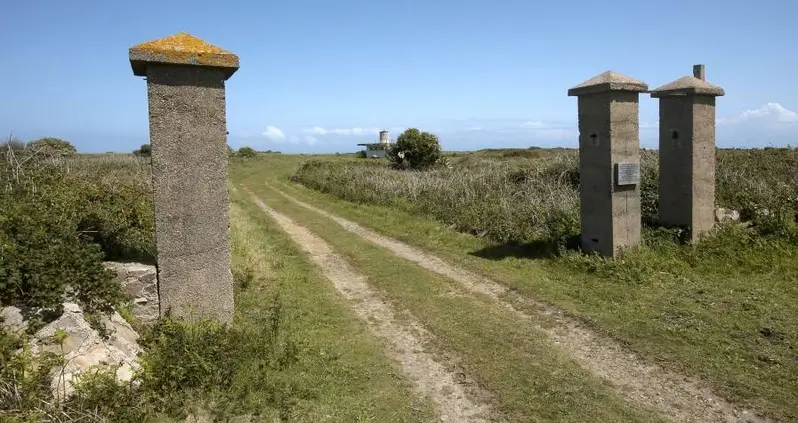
262,126,285,140
740,102,798,123
282,135,319,145
719,102,798,125
302,126,329,135
520,121,546,129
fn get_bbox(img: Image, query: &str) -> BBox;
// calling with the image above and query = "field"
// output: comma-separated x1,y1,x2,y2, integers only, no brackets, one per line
254,147,798,421
2,147,797,422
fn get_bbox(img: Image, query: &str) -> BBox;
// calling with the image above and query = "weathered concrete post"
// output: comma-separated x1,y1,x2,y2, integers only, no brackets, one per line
650,64,724,241
129,33,238,324
568,71,648,258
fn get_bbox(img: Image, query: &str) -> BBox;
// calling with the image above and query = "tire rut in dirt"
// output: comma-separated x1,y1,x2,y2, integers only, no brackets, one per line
244,186,491,422
267,182,772,423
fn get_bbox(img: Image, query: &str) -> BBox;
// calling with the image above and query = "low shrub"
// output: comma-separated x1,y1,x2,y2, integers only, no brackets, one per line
1,152,153,311
293,148,798,248
2,296,305,421
133,143,151,157
76,178,155,262
387,128,442,170
238,146,257,158
0,328,63,416
24,137,76,158
0,207,121,312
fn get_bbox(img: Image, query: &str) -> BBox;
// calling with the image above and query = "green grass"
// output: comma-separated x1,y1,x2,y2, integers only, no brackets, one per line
292,148,798,244
233,167,667,422
232,153,798,422
2,152,436,422
227,187,438,422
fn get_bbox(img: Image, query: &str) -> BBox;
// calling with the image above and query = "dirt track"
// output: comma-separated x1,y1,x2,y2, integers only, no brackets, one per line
265,181,771,423
244,186,491,422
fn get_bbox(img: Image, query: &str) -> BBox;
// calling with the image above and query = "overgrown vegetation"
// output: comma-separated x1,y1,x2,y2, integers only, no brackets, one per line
1,149,154,312
0,148,303,421
237,146,257,158
294,148,798,248
0,138,25,153
132,143,151,157
1,300,303,422
2,147,431,421
387,128,442,170
24,138,77,158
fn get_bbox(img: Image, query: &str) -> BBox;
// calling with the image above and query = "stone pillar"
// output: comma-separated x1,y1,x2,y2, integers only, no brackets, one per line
129,32,238,324
650,65,724,241
568,71,648,258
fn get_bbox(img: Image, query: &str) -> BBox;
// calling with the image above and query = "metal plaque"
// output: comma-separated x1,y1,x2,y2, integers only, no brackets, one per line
615,162,640,186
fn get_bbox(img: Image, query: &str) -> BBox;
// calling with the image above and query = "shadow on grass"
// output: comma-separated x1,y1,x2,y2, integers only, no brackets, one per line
469,235,581,260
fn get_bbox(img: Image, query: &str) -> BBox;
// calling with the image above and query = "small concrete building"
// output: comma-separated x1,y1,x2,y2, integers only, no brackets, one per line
357,130,393,158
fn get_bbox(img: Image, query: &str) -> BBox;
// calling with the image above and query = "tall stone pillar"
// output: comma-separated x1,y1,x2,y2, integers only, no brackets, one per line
129,32,238,324
650,65,724,241
568,71,648,258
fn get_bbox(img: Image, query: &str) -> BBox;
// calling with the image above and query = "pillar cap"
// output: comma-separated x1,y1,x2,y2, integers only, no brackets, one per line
129,32,239,79
567,71,648,96
650,76,724,98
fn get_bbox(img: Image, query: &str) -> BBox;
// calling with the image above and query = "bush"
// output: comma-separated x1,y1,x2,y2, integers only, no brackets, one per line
133,143,151,157
238,146,257,158
77,179,156,262
0,155,153,311
387,128,442,170
0,209,121,312
355,150,367,159
1,138,25,152
132,310,302,419
25,137,76,158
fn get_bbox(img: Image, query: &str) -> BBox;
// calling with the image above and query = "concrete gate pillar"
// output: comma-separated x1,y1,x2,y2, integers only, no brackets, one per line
568,71,648,258
650,64,725,241
129,32,238,324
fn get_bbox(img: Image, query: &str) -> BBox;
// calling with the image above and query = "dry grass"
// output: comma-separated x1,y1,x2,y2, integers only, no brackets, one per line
292,148,798,247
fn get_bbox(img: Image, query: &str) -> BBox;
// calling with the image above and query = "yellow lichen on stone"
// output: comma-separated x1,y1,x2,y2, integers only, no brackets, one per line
130,32,238,68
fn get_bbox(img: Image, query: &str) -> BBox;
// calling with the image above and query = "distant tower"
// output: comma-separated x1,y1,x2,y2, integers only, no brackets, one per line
379,130,389,144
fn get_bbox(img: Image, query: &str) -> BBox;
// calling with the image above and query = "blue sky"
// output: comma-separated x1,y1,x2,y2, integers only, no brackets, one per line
3,0,797,153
